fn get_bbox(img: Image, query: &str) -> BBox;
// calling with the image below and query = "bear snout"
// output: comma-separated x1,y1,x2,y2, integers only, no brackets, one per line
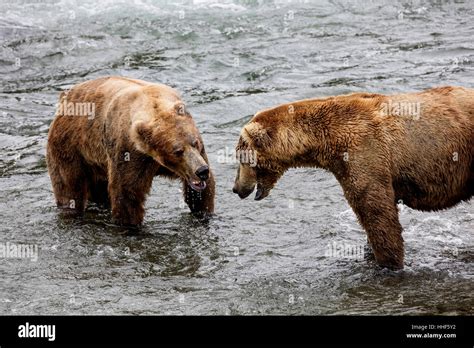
232,182,255,199
195,165,209,181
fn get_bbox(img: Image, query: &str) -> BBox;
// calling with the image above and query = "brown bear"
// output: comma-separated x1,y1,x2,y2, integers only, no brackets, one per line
47,76,215,226
233,86,474,270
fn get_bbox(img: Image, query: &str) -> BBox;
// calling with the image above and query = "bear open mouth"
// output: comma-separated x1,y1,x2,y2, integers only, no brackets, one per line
188,179,207,191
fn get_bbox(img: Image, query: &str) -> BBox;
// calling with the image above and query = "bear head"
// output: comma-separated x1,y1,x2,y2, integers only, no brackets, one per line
232,120,286,201
131,100,210,192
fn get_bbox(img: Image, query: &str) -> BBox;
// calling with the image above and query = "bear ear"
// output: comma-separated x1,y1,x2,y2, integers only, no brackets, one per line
131,121,154,153
243,122,271,149
133,121,153,142
174,102,189,116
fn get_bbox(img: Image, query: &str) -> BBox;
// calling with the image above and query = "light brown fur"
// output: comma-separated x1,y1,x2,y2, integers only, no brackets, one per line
233,86,474,269
47,76,215,226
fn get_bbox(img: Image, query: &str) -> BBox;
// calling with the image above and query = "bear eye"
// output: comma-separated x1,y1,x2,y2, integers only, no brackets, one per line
173,148,184,156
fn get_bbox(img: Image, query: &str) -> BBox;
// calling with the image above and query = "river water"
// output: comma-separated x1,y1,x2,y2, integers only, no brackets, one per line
0,0,473,315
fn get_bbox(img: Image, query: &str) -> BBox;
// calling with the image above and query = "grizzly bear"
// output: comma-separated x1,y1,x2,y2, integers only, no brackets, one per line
47,76,215,226
233,86,473,270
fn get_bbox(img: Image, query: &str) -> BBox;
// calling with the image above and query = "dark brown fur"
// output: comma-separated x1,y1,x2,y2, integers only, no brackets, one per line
47,76,215,226
233,86,474,269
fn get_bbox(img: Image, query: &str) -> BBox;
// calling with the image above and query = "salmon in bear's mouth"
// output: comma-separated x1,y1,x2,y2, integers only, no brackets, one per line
188,180,207,191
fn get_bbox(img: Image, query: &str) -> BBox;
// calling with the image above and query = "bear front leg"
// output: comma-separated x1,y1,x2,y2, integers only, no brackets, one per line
107,159,155,226
47,151,88,216
342,178,404,270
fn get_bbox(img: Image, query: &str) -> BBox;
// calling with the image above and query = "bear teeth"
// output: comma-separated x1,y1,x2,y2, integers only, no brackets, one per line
189,180,206,191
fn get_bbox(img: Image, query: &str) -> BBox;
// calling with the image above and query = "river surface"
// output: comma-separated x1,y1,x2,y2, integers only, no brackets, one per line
0,0,473,315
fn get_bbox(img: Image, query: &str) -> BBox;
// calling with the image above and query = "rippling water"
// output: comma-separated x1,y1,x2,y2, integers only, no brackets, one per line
0,0,473,315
